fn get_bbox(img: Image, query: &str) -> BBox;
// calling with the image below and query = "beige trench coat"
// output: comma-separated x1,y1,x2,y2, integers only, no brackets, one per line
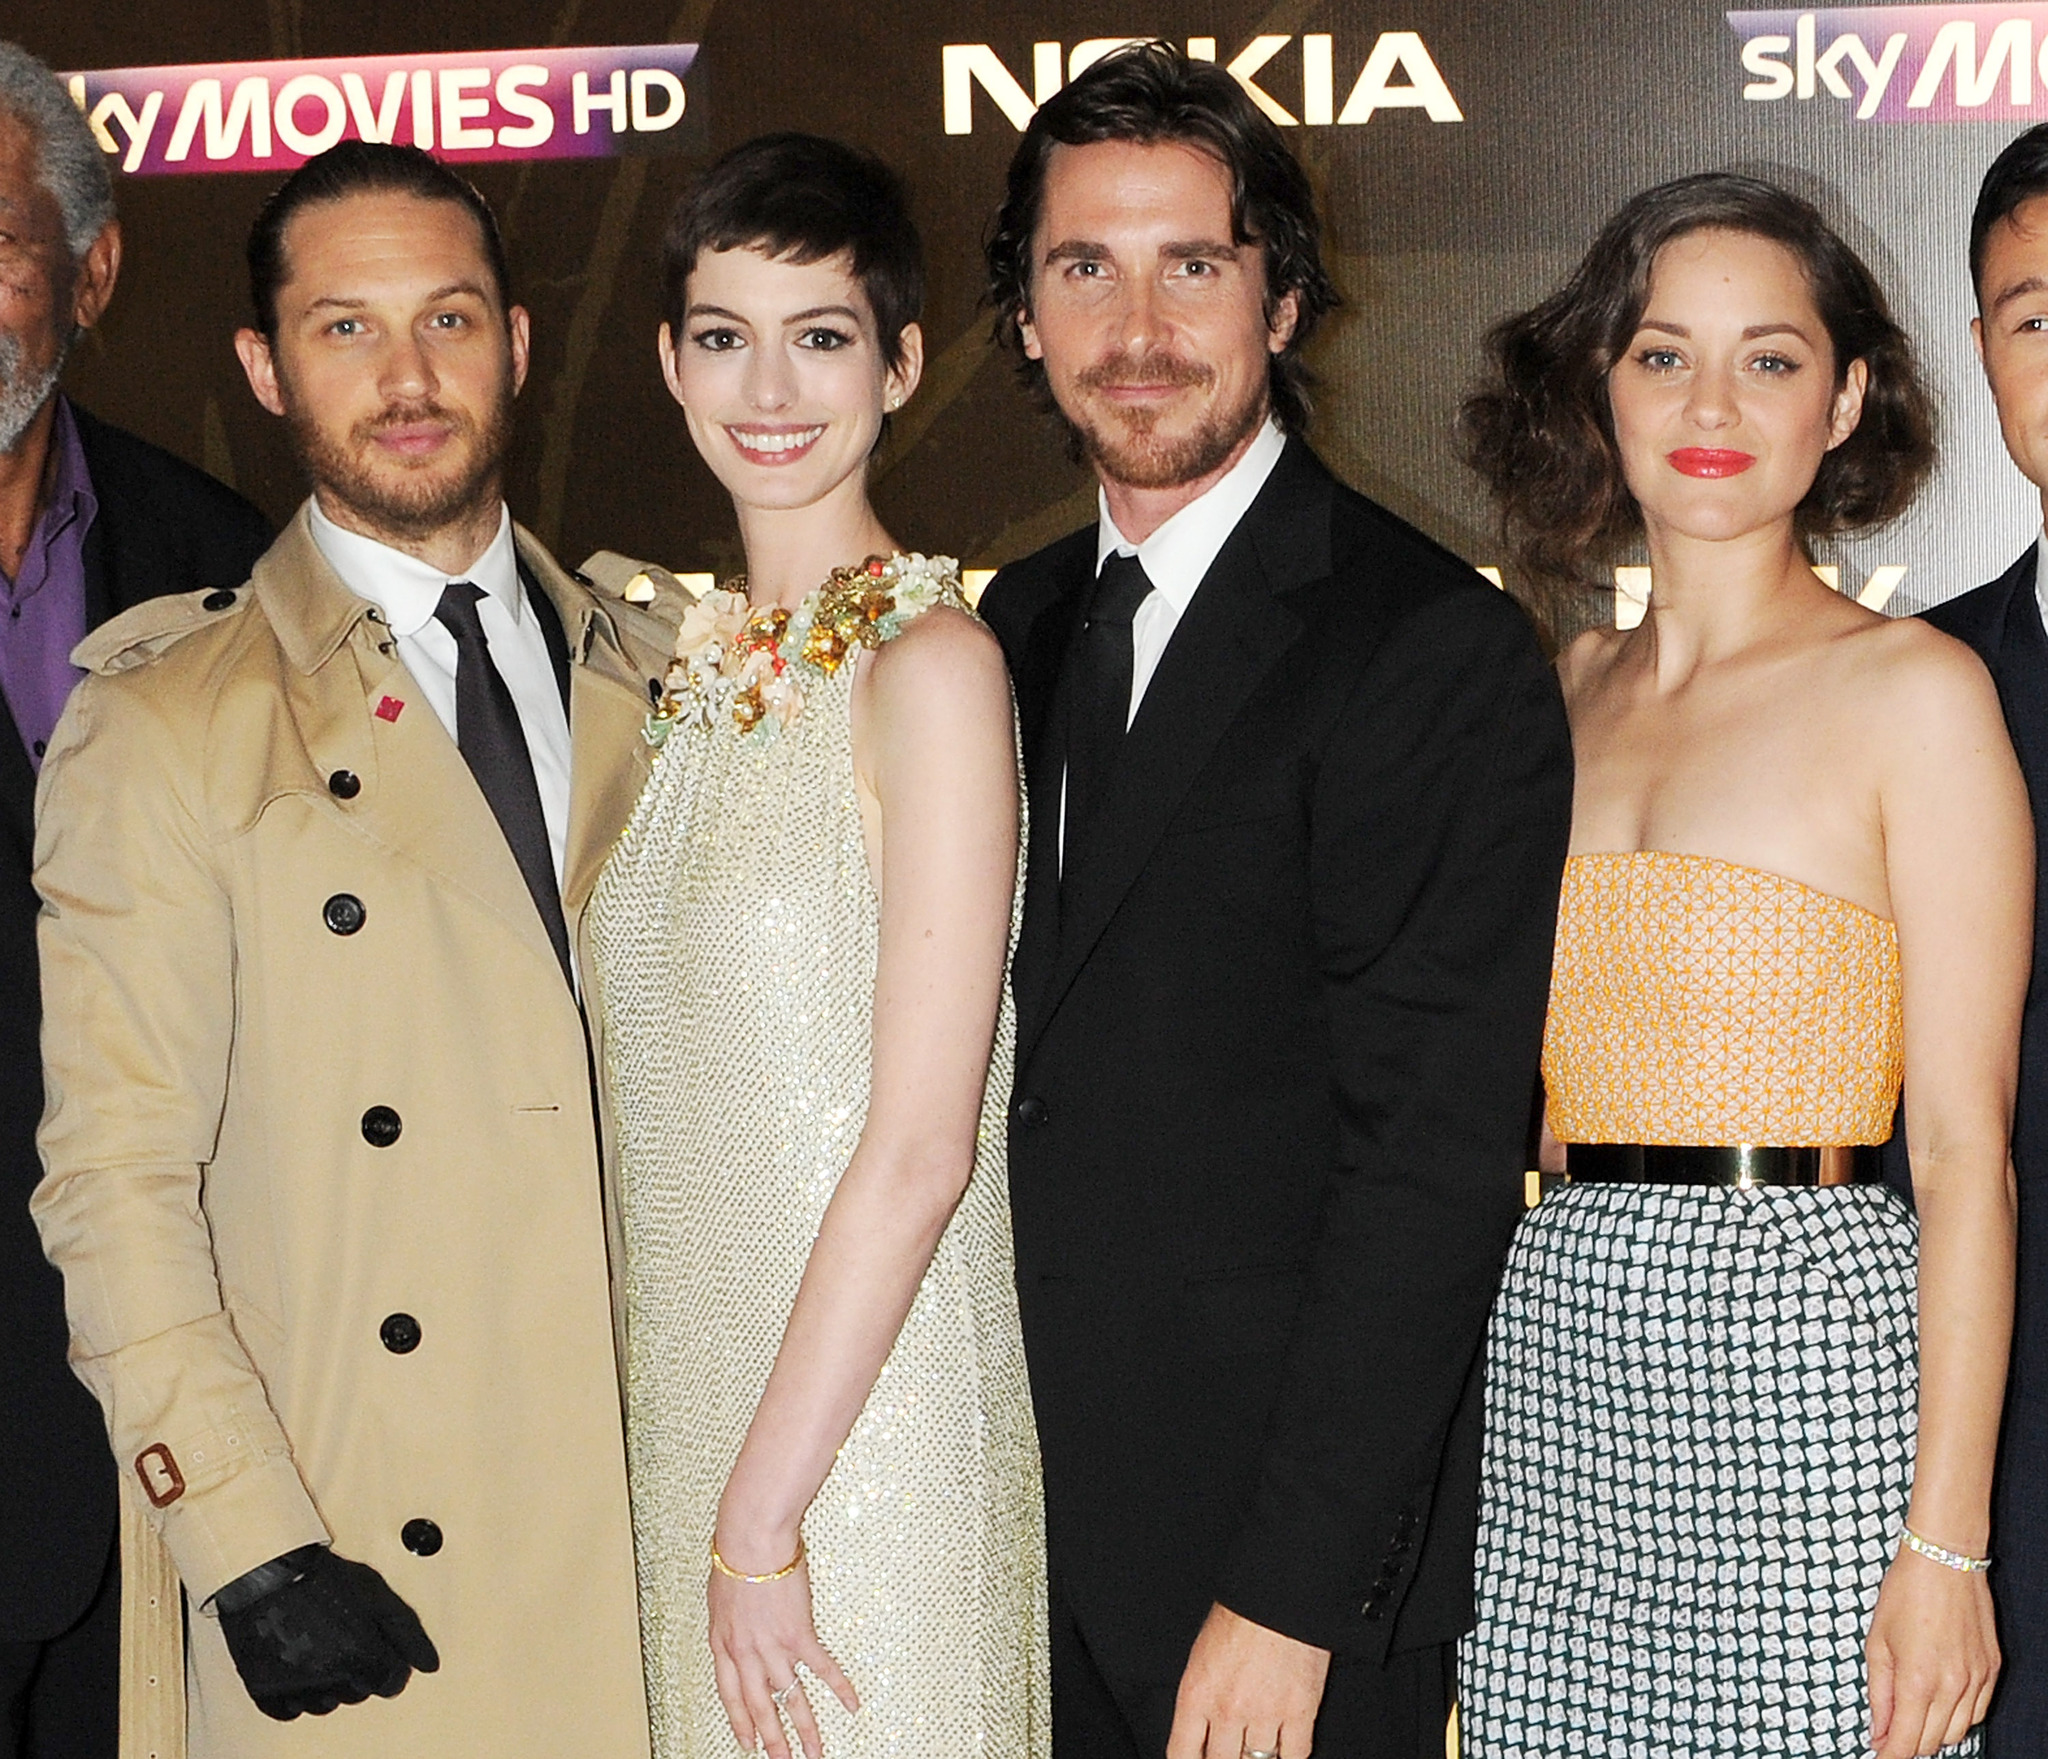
31,507,668,1759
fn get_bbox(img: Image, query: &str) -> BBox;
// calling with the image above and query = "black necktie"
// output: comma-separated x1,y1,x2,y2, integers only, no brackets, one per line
433,582,573,985
1063,552,1154,872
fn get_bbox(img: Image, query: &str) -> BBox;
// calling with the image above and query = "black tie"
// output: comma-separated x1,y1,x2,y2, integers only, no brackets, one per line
1064,552,1154,871
433,582,573,985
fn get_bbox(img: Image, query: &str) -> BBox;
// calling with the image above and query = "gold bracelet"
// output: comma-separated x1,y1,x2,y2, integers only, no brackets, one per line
710,1536,806,1584
1902,1527,1992,1574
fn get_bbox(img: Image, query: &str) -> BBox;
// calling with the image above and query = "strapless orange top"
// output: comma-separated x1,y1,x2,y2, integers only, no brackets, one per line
1542,851,1903,1147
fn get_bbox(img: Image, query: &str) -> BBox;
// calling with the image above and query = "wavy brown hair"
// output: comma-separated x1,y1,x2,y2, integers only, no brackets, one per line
1460,173,1935,602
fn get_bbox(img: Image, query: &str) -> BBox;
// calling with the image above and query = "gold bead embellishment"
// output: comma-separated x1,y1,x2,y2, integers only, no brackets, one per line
642,553,966,747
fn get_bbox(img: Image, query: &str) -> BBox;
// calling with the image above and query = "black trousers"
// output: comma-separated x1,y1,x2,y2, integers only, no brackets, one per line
0,1543,118,1759
1052,1592,1452,1759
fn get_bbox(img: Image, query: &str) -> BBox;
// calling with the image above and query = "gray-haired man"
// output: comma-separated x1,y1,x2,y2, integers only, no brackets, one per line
0,42,270,1758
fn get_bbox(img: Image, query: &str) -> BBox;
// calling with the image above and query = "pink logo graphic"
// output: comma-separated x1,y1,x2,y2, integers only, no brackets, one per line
375,696,405,723
1730,5,2048,120
65,44,698,176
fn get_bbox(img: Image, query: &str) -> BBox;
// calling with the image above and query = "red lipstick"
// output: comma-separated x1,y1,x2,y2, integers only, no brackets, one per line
1668,447,1756,478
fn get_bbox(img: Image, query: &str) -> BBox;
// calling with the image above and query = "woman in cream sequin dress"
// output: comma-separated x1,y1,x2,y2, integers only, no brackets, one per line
588,136,1047,1759
1457,176,2027,1756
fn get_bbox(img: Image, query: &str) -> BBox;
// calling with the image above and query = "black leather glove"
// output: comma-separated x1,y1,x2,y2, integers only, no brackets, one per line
215,1544,439,1720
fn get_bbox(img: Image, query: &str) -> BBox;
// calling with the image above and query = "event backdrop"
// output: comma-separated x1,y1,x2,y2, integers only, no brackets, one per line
23,0,2048,629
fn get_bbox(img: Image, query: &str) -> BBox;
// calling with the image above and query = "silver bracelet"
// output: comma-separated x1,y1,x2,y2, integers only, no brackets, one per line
1902,1527,1992,1574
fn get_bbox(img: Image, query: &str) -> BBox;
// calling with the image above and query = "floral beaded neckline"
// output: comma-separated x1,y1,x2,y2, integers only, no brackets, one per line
645,551,965,745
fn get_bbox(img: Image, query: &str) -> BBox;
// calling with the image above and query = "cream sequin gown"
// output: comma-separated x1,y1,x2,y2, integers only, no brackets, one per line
588,561,1049,1759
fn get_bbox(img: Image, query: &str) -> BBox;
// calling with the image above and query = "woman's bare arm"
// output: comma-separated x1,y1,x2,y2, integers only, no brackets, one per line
1869,628,2030,1759
706,606,1019,1759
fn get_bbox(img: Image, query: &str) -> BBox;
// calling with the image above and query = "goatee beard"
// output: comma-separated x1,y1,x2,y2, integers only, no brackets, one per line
287,391,514,541
0,331,67,455
1063,349,1268,492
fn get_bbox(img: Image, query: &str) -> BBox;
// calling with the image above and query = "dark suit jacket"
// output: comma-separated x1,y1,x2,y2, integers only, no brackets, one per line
0,401,270,1641
1885,547,2048,1751
979,439,1573,1680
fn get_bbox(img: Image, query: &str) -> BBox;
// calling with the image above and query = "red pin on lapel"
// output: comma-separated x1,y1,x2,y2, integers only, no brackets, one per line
375,696,405,723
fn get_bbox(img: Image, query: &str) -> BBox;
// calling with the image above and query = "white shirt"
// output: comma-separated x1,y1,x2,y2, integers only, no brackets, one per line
1094,416,1288,726
309,498,572,889
1060,418,1289,869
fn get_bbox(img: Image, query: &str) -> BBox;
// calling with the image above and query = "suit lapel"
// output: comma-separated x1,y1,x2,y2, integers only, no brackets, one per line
0,692,33,861
1010,567,1088,1049
1993,552,2048,802
1018,448,1324,1062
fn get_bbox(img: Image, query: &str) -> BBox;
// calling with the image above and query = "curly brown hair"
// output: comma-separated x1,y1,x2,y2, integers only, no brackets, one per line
1460,173,1935,600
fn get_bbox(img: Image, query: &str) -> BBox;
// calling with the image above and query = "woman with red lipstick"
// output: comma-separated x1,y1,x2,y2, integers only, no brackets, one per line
1457,174,2027,1758
586,136,1047,1759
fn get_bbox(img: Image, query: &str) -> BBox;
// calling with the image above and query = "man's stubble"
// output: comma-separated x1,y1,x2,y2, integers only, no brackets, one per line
281,362,515,544
1062,345,1268,493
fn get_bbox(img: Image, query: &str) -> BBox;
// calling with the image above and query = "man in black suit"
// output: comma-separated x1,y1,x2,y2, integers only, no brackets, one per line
977,44,1572,1759
1892,124,2048,1755
0,43,270,1758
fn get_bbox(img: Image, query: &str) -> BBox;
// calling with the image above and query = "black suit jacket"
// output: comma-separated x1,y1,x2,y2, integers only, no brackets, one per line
980,439,1573,1680
0,402,270,1640
1886,547,2048,1749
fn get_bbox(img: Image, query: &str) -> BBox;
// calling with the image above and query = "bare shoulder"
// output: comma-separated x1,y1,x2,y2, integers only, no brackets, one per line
863,603,1011,714
1836,610,2006,752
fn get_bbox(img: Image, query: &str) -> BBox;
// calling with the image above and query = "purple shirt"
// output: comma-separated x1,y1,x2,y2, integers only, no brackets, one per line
0,396,93,769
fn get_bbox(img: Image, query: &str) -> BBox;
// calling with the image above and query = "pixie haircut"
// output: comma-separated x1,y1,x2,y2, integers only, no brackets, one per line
660,134,924,373
1461,173,1934,595
247,141,510,339
1971,124,2048,302
984,40,1339,434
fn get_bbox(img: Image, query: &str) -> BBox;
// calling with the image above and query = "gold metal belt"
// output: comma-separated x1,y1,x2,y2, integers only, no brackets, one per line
1565,1143,1879,1189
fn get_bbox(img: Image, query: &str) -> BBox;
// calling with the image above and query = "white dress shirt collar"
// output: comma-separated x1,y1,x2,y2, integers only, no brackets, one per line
1094,417,1287,600
308,497,524,636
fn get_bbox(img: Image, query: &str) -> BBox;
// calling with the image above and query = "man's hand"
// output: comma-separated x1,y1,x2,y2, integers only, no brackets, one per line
1167,1602,1331,1759
216,1545,439,1720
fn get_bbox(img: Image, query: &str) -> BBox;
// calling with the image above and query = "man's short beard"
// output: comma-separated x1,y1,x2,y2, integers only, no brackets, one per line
284,377,515,542
0,329,68,455
1060,348,1269,492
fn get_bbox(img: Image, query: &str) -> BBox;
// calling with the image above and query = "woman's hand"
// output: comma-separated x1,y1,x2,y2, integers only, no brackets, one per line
1866,1545,1999,1757
708,1544,858,1759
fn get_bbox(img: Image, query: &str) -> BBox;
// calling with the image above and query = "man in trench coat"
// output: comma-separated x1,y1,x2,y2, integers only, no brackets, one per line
29,143,665,1757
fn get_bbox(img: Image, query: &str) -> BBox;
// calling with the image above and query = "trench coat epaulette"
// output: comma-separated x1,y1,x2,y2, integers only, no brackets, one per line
72,581,253,676
578,549,704,626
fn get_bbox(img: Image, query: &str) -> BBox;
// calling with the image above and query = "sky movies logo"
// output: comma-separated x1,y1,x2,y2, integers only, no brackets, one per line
1730,5,2048,119
67,45,699,176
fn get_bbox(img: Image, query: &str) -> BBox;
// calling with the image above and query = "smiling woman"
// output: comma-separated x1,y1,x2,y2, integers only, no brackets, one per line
1456,175,2024,1759
589,132,1047,1759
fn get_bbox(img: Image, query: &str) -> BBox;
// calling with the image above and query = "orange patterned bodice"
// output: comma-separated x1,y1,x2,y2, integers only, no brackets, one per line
1542,851,1903,1146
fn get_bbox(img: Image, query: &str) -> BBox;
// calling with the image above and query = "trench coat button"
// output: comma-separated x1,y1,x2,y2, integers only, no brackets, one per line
202,588,237,612
380,1313,422,1354
1012,1096,1048,1128
401,1518,443,1556
323,894,366,936
327,769,361,799
360,1106,402,1147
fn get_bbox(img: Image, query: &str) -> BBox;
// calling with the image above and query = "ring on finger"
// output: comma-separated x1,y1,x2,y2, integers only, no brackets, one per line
770,1680,798,1710
1243,1749,1282,1759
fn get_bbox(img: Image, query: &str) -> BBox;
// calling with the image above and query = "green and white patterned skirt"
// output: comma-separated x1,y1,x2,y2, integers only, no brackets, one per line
1458,1180,1980,1756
